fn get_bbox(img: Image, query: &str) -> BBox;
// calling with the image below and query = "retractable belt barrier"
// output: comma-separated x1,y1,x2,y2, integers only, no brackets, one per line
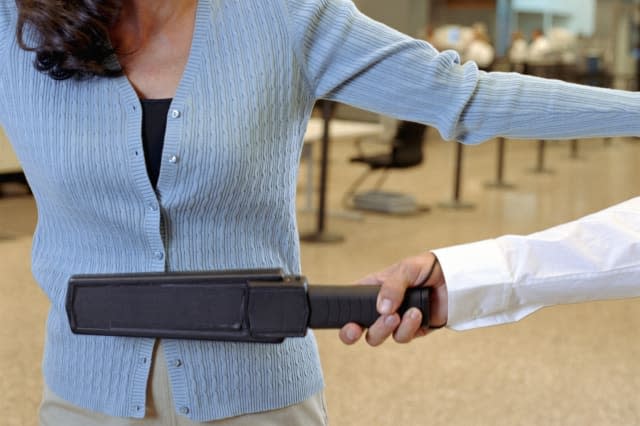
66,268,430,343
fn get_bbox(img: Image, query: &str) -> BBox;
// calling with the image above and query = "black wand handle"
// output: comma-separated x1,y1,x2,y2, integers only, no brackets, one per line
307,285,430,329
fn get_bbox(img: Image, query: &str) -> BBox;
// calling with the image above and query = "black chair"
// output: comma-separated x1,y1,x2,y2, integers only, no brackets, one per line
343,120,427,209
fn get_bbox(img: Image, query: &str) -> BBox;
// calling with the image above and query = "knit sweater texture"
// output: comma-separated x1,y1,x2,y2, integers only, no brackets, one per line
1,0,640,421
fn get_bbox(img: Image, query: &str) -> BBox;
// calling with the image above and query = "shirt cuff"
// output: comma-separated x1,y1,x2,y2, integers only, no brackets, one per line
433,239,516,331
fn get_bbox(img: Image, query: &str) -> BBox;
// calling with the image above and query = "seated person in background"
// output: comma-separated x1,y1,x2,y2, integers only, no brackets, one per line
463,22,495,71
509,31,528,72
528,28,553,64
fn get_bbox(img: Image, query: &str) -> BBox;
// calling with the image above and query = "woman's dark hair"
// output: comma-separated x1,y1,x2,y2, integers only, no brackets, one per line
15,0,124,80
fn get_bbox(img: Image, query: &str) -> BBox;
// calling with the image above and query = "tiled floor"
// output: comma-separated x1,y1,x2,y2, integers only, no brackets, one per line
2,131,640,425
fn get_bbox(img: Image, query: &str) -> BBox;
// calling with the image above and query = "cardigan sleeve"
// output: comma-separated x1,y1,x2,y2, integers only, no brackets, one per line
433,197,640,330
287,0,478,142
287,0,640,144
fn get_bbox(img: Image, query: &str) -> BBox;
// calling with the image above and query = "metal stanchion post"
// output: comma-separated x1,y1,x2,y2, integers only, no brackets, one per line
485,137,515,189
529,139,554,174
570,139,581,159
438,143,474,209
300,101,344,243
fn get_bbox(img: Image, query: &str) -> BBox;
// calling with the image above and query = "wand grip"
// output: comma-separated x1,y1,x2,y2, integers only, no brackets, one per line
307,285,430,329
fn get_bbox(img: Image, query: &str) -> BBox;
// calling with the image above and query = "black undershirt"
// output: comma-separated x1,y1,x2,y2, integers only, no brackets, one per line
140,98,173,189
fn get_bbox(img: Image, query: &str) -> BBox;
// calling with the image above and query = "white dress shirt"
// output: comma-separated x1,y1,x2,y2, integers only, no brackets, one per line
433,197,640,330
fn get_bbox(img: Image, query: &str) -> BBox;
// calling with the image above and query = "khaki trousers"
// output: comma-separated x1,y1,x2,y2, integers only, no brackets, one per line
39,342,328,426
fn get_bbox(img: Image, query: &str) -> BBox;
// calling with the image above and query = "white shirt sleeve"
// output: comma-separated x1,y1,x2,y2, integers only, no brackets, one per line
432,197,640,331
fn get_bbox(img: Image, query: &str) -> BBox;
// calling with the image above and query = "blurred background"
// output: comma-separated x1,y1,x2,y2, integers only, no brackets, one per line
336,0,640,119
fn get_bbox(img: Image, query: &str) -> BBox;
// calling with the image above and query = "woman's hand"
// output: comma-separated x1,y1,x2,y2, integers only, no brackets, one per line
339,252,447,346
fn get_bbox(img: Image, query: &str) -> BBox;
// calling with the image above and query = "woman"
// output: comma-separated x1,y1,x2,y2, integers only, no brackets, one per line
2,0,639,424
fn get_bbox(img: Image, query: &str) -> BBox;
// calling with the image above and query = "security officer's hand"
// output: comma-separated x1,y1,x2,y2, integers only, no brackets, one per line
339,252,447,346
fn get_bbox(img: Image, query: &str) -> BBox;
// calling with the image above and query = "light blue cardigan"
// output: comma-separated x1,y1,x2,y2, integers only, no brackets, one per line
1,0,639,421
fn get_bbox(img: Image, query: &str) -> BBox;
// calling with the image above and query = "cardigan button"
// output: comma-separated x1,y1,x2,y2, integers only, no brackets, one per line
170,109,181,119
153,251,164,261
179,406,190,415
168,155,178,164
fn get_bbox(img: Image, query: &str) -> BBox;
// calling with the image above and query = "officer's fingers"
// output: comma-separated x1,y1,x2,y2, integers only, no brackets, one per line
377,254,437,315
376,271,413,316
365,313,400,347
393,308,423,343
415,327,429,338
354,272,383,286
339,323,365,345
